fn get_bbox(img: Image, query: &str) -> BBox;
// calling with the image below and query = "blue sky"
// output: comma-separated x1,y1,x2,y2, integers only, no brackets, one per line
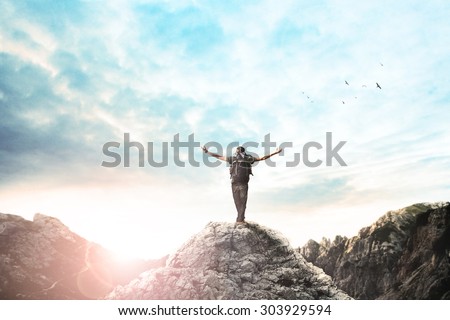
1,0,449,258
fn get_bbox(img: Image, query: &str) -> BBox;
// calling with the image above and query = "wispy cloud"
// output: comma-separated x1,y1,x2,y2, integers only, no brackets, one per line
0,0,449,258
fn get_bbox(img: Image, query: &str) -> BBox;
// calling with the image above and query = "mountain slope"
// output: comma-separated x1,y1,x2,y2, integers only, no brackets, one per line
0,213,165,299
300,202,450,299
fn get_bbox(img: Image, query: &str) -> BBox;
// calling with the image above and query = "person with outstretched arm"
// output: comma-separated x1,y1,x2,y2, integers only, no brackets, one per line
201,145,282,224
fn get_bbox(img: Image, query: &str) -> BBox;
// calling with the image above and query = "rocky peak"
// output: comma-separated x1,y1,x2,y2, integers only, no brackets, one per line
32,213,78,242
107,222,351,300
300,202,450,299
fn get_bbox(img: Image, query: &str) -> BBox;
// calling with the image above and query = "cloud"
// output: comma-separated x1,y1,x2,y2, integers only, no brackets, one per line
0,52,113,185
1,0,449,257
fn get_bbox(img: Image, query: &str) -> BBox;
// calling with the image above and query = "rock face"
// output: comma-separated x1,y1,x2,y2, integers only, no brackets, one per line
300,202,450,299
107,222,351,300
0,213,165,299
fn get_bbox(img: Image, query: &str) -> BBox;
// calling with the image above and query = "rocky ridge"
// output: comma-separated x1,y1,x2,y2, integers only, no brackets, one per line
0,212,165,299
107,222,351,300
300,202,450,299
4,202,446,300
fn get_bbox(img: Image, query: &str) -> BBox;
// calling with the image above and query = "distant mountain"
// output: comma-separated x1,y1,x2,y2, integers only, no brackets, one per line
300,202,450,299
107,222,351,299
0,213,166,299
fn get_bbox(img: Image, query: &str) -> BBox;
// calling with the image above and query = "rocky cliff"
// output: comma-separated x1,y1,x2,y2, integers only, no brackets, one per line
0,213,165,299
107,222,351,300
5,202,445,300
300,202,450,299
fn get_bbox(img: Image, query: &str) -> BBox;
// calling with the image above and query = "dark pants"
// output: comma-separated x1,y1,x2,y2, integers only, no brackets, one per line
232,183,249,222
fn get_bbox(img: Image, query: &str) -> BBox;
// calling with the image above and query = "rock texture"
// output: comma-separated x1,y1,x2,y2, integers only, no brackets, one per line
107,222,351,300
0,213,165,299
300,202,450,299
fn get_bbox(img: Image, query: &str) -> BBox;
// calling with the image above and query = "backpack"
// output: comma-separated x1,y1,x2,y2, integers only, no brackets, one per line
230,153,254,184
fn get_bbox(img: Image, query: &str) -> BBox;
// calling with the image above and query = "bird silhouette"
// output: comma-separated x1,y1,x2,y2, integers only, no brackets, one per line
345,81,349,85
380,62,384,67
376,82,382,89
362,84,367,88
342,101,345,104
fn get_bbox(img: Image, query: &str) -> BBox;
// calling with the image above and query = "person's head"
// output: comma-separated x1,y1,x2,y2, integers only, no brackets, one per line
236,146,245,155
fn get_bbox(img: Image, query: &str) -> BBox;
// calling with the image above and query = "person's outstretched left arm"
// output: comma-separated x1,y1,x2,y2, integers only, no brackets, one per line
254,147,283,161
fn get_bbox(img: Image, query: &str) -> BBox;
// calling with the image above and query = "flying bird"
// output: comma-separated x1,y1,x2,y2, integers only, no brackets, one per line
376,82,382,89
345,81,349,85
342,101,345,104
362,84,367,88
380,62,384,66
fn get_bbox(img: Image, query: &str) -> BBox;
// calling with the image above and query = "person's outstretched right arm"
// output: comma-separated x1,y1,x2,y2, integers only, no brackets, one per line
201,146,227,161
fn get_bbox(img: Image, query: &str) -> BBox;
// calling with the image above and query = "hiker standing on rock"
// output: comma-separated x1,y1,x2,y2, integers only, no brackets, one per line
201,145,282,224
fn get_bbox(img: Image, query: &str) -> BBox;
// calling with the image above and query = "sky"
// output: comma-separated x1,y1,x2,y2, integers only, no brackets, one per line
1,0,449,259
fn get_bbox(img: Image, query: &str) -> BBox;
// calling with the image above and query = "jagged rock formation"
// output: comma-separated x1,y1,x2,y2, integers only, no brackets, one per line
107,222,351,300
300,202,450,299
0,213,166,299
